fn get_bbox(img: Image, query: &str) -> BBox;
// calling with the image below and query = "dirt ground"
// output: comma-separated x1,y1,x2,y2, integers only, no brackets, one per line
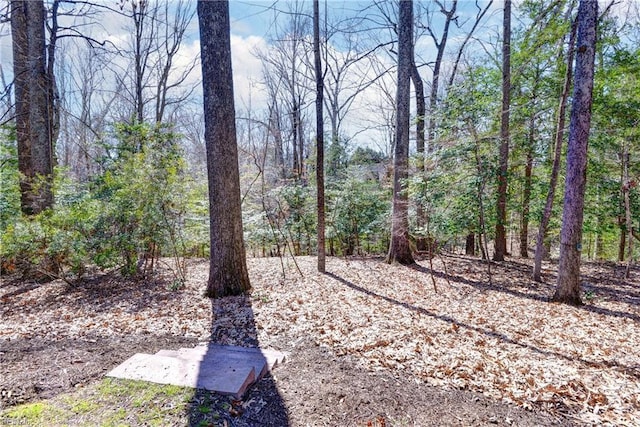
2,254,638,426
0,337,564,427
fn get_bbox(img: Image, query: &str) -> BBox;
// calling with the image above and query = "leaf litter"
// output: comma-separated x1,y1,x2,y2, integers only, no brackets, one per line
1,254,638,426
248,255,639,426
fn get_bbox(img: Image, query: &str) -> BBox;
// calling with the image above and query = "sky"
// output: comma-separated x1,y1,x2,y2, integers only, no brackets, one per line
0,1,506,151
2,1,635,151
221,0,504,150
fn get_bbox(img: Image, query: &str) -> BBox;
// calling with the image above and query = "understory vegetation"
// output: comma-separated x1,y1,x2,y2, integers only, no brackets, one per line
2,1,639,285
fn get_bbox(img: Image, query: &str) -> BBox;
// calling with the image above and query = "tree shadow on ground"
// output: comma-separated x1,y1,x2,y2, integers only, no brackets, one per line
185,294,290,426
0,272,187,318
325,271,640,382
409,257,640,323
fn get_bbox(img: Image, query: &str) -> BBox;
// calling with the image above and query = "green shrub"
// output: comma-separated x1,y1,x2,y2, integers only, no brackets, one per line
0,125,20,231
0,123,199,282
327,177,390,256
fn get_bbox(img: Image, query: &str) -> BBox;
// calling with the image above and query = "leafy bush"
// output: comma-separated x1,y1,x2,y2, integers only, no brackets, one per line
0,123,201,282
327,177,390,256
245,183,316,257
0,125,20,231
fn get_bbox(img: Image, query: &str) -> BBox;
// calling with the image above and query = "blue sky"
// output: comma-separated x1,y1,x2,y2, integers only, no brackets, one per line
0,1,506,150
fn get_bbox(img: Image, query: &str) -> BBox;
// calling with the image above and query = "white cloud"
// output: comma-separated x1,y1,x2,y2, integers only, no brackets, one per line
230,34,269,111
178,33,269,113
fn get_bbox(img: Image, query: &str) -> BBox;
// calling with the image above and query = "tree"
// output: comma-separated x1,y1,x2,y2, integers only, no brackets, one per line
493,0,511,261
387,0,414,265
11,0,55,215
197,0,251,298
423,0,457,154
592,47,640,272
256,3,312,180
410,50,426,250
553,0,598,305
112,0,196,127
152,0,197,124
313,0,326,273
533,16,578,282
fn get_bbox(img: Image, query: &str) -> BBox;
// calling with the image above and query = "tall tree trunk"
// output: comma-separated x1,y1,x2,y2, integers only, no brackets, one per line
426,0,456,154
47,0,60,152
198,0,251,298
469,123,492,279
133,1,148,125
520,102,536,258
11,0,54,215
618,161,626,262
410,57,426,250
532,18,578,282
494,0,511,261
387,0,414,265
292,98,300,178
269,103,286,179
553,0,598,305
313,0,326,273
623,142,633,278
465,233,475,256
595,215,605,260
297,97,304,179
618,224,626,261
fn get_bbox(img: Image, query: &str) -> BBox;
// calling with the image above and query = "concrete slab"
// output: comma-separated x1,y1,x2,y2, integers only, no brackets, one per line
107,352,256,398
107,344,287,398
188,345,288,365
155,348,270,378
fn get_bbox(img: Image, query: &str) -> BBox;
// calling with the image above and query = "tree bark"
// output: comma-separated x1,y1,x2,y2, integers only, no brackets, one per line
410,56,426,251
11,0,54,215
291,97,300,178
132,0,150,125
618,219,626,262
426,0,456,154
533,18,578,282
623,142,633,278
520,101,535,258
268,101,286,179
386,0,414,265
198,0,251,298
494,0,511,261
465,233,475,256
553,0,598,305
313,0,326,273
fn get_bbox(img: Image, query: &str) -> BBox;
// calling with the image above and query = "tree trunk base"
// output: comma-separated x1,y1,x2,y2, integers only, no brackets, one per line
551,292,583,306
465,234,475,256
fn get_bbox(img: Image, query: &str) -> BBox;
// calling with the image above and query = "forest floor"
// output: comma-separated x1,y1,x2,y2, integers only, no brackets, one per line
1,254,639,426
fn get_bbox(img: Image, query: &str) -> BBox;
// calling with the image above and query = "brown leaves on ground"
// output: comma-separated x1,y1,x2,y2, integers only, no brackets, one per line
248,255,640,426
1,254,639,426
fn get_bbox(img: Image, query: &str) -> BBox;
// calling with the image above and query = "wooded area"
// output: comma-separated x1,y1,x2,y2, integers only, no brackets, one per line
2,0,639,299
1,0,639,424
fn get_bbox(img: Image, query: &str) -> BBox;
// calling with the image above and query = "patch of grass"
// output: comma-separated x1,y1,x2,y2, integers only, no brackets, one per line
97,378,154,397
0,378,198,426
104,407,128,425
2,401,61,424
161,384,187,397
61,396,100,415
96,377,134,397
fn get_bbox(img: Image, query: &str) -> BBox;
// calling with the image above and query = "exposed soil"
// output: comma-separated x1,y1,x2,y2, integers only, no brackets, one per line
0,334,197,407
1,254,638,426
